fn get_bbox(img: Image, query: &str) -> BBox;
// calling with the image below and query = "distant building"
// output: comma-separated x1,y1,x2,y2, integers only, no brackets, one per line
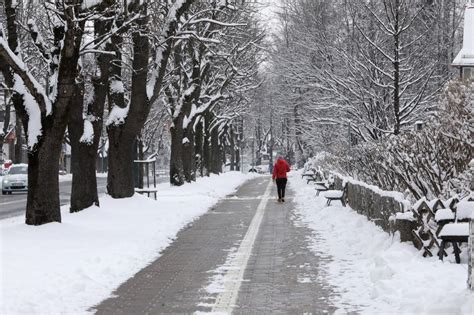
452,1,474,80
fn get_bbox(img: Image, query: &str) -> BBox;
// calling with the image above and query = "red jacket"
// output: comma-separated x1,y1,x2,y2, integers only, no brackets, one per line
272,158,290,179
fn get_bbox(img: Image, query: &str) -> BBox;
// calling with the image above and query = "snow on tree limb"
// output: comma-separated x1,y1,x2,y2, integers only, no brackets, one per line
147,0,194,104
0,37,51,116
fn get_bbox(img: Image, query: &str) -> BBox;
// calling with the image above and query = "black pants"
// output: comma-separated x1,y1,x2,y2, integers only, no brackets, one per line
276,178,288,199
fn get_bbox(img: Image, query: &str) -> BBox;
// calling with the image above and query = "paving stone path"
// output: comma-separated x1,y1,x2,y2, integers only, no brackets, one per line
93,176,335,314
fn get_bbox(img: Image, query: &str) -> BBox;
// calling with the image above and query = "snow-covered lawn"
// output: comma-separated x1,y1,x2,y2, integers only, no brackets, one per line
0,172,255,315
290,171,474,314
58,172,108,182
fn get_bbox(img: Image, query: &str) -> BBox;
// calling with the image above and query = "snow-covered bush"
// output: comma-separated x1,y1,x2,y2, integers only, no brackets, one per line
315,80,473,200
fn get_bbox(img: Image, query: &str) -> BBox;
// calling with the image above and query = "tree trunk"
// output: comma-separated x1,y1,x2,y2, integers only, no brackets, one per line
235,146,240,171
25,3,85,225
107,127,135,197
137,138,144,189
229,127,235,171
202,113,211,176
106,4,150,197
255,123,262,165
182,123,196,182
68,80,101,212
221,128,227,170
392,0,401,135
235,119,243,171
14,115,23,163
70,139,100,212
69,1,113,212
170,116,185,185
293,105,304,168
0,91,11,161
195,119,204,177
25,123,64,224
105,1,193,195
210,126,222,174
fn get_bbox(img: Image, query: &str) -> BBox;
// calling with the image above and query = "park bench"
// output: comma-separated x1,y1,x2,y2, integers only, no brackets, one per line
304,173,319,184
438,222,469,263
302,168,326,184
135,188,158,200
314,181,333,196
323,183,348,206
134,158,158,200
301,168,316,179
435,199,472,263
434,208,455,236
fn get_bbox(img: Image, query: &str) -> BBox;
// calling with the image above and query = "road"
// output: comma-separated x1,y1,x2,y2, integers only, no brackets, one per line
0,176,169,220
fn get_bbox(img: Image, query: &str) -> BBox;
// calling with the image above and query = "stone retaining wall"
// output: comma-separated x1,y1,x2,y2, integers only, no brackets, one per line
332,173,473,290
333,174,415,238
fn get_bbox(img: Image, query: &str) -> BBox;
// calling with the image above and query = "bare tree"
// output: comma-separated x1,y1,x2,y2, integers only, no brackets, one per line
0,0,93,225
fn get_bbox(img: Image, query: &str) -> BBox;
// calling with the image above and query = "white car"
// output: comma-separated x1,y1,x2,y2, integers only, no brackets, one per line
2,164,28,195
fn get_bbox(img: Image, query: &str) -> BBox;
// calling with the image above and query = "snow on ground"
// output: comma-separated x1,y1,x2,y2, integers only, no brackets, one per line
0,172,256,315
57,172,108,182
290,171,474,314
58,173,73,182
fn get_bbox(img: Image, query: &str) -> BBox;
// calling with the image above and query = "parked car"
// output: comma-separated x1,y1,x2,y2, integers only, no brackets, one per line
2,164,28,195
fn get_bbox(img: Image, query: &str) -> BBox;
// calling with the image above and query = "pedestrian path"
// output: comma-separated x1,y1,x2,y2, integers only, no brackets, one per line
93,176,335,314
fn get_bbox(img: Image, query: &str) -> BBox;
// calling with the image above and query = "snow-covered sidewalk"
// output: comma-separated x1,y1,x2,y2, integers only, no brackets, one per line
290,171,474,314
0,172,255,315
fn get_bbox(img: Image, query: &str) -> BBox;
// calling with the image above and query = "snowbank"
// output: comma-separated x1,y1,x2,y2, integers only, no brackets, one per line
0,172,255,314
290,171,473,314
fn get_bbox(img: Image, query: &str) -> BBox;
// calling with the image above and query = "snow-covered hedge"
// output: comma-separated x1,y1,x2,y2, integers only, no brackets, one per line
312,80,473,201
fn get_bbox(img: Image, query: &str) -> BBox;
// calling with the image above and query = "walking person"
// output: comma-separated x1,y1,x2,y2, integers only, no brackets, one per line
272,156,291,202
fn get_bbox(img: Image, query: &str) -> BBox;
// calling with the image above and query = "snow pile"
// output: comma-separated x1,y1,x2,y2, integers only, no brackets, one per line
290,171,474,314
0,172,254,315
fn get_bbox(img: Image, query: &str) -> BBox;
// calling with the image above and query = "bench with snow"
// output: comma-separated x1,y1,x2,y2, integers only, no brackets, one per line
438,223,469,264
303,169,326,184
305,173,322,184
315,181,333,196
323,184,348,206
135,188,158,200
434,208,455,236
301,168,316,179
